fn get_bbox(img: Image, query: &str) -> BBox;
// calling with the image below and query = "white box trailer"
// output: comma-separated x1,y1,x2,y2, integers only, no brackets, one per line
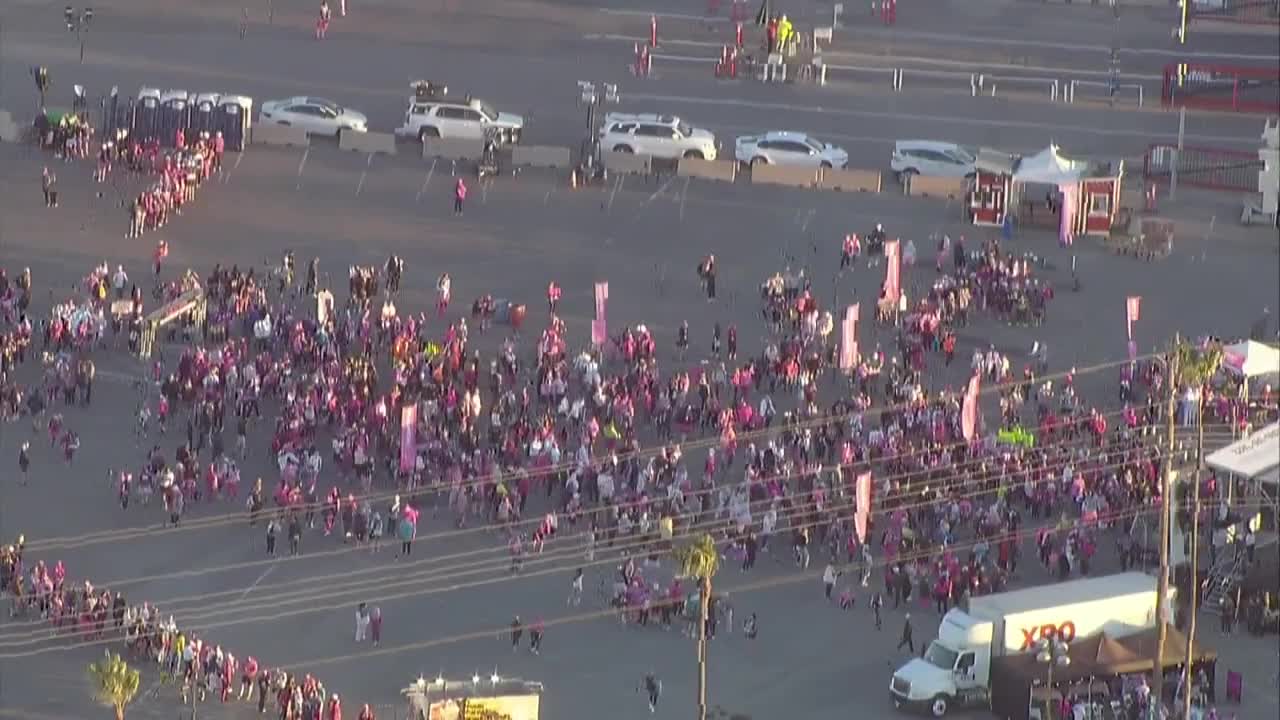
889,572,1163,718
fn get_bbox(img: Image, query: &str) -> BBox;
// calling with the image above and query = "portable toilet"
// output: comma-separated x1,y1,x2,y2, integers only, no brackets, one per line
159,90,190,146
132,87,162,144
216,95,253,152
191,93,221,137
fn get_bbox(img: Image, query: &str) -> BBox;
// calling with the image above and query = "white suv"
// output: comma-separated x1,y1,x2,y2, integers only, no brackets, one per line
599,113,718,160
394,85,524,144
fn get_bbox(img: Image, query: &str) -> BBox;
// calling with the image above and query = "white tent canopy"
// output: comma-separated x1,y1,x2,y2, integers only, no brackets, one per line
1222,340,1280,378
1205,421,1280,485
1012,144,1090,185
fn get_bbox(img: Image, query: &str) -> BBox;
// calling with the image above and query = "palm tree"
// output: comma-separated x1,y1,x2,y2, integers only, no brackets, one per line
1172,340,1222,720
87,650,140,720
676,533,721,720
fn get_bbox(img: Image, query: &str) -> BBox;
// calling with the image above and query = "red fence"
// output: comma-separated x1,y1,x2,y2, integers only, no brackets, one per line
1161,63,1280,114
1143,144,1263,193
1189,0,1280,25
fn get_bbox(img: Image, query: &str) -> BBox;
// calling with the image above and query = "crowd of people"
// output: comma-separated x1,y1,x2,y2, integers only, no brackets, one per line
2,120,1277,719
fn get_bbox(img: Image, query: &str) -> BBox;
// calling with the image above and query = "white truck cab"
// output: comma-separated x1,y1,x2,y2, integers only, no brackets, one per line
891,610,994,717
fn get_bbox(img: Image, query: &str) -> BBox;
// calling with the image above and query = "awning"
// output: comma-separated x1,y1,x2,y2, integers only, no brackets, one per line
1013,145,1090,185
1205,422,1280,483
1222,340,1280,378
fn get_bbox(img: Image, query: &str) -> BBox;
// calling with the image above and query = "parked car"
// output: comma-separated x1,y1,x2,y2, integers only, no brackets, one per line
259,97,367,136
394,82,524,144
735,131,848,168
599,113,718,160
890,140,976,181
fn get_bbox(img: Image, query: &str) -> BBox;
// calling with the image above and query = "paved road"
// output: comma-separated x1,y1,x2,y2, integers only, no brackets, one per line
0,1,1277,718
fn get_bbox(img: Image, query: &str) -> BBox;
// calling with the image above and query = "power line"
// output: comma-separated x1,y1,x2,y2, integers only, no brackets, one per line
2,411,1180,633
23,352,1154,554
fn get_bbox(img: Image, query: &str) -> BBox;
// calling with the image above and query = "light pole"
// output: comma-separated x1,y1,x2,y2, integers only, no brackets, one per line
1035,637,1071,720
64,6,93,63
575,81,618,182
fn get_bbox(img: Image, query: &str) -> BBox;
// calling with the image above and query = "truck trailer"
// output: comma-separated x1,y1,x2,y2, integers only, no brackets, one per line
889,572,1164,717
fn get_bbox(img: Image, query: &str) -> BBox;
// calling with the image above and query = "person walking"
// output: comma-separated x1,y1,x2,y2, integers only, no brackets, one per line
640,672,661,713
354,603,369,642
41,167,58,208
528,618,544,655
453,178,467,216
568,568,583,606
17,442,30,485
697,254,717,300
265,517,278,556
871,591,884,630
509,615,523,651
369,605,382,646
823,563,839,600
897,613,915,653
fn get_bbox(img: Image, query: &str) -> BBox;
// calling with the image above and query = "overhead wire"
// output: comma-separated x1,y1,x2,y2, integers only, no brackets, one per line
2,495,1264,662
0,438,1197,646
2,409,1205,637
0,410,1176,634
24,352,1157,554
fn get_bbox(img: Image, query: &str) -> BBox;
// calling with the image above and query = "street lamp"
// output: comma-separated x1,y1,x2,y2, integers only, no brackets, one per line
64,6,93,63
574,81,619,183
1036,637,1071,720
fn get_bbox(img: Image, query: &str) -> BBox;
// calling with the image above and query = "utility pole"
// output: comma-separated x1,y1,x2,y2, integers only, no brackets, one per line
1178,0,1189,44
1170,107,1186,201
1183,389,1204,720
64,6,93,63
697,574,710,720
1152,333,1181,710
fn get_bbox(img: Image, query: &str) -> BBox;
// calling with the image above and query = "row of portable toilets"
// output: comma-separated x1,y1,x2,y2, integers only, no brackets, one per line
100,88,254,152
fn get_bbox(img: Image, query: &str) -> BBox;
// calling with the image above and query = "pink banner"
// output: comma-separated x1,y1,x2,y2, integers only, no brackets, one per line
1059,183,1077,247
1126,295,1141,342
839,303,860,371
593,282,609,346
961,373,981,442
883,240,901,303
854,471,872,544
399,403,418,473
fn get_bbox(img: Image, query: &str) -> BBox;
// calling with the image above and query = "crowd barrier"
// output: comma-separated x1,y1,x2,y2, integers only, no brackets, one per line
678,157,738,182
602,150,651,175
818,168,882,193
0,110,19,143
750,163,819,188
511,145,572,169
422,137,485,161
338,130,396,155
251,124,310,148
905,174,965,199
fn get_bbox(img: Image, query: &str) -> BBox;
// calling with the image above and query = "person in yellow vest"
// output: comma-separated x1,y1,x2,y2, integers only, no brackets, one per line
777,15,794,53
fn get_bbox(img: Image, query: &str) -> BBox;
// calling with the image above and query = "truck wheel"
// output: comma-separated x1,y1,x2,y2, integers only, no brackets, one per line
929,695,949,717
418,127,441,142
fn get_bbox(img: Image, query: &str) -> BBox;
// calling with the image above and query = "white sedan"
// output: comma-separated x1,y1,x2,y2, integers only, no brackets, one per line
259,97,368,136
735,131,848,168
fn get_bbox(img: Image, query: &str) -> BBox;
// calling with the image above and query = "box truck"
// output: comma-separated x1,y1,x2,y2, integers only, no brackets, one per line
889,572,1163,717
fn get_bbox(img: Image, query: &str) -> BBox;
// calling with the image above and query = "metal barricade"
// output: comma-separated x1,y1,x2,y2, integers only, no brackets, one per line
1161,63,1280,113
1190,0,1280,25
1143,144,1264,193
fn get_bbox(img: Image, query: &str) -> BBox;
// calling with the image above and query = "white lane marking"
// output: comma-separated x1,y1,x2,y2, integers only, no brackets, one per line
239,565,275,600
295,148,310,190
416,159,436,203
234,152,244,169
621,92,1259,145
596,9,1280,60
355,152,373,196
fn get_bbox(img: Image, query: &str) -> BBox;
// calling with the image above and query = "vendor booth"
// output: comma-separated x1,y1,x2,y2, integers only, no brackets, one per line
971,145,1124,239
1206,421,1279,529
990,625,1217,720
